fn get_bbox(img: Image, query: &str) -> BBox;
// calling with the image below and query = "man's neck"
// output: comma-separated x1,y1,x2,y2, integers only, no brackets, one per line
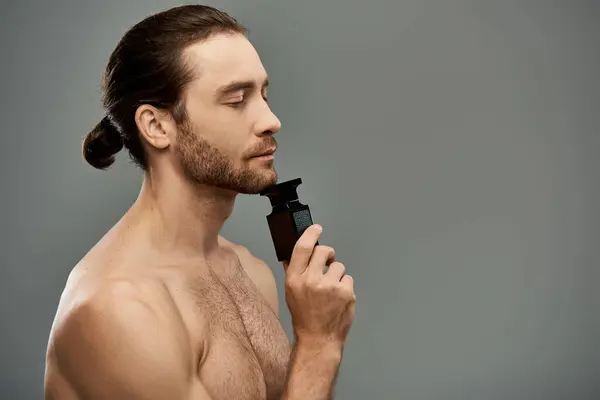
128,169,237,257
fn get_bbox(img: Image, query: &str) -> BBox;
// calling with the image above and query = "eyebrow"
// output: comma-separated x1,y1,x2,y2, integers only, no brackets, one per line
216,77,269,98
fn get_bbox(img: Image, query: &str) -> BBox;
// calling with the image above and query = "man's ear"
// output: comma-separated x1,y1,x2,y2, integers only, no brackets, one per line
134,105,177,150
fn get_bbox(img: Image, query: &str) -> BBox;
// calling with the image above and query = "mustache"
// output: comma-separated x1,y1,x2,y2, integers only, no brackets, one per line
247,138,278,157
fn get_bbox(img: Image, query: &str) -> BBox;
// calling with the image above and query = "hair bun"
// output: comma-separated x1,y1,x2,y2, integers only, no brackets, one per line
82,116,124,170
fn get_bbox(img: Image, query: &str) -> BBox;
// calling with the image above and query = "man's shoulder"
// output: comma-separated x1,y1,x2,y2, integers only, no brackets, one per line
218,236,280,314
54,278,165,331
46,277,192,399
59,279,159,330
51,276,183,351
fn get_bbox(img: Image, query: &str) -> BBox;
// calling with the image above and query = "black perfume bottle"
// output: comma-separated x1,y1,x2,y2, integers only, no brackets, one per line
259,178,317,262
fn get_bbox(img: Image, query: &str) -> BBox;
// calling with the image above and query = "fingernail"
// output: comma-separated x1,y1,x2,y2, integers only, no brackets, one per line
314,224,322,231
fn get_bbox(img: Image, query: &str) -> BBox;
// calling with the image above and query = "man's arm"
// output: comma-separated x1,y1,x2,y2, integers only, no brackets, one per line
283,339,343,400
52,281,203,400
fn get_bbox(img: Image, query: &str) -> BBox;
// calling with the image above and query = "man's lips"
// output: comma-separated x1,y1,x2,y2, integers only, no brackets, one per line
252,148,277,157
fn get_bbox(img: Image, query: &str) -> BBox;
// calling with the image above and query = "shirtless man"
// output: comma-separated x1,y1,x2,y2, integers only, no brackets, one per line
43,4,355,400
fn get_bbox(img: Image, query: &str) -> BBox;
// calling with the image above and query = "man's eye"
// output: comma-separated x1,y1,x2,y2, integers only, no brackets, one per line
227,98,245,108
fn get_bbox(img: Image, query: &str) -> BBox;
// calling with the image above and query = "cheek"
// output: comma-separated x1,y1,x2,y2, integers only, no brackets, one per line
209,121,251,157
187,104,251,159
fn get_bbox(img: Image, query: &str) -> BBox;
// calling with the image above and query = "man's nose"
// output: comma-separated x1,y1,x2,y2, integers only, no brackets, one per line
257,106,282,135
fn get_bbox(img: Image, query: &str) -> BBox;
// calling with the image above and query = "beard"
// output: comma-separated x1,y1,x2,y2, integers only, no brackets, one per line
174,121,278,194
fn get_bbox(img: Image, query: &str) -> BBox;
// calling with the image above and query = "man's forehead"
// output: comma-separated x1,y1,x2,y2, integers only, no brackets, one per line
183,34,267,89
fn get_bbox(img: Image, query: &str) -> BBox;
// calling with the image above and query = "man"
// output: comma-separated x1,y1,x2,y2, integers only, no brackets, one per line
44,4,356,400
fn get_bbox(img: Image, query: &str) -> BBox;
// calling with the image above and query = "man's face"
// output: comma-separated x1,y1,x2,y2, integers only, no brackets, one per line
174,33,281,194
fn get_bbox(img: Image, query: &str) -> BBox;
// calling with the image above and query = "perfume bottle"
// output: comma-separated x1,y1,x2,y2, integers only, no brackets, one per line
259,178,318,262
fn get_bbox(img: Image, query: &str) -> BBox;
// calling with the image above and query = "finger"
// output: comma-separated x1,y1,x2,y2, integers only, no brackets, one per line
286,224,323,276
325,261,345,282
307,245,336,275
340,274,354,291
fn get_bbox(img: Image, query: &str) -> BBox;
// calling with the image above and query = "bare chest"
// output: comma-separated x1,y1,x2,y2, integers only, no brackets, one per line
183,263,291,400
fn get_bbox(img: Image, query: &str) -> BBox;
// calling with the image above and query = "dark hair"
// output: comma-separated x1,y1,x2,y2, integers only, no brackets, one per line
82,5,247,170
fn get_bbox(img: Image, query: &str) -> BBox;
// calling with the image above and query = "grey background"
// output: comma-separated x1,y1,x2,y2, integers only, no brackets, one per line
1,0,598,399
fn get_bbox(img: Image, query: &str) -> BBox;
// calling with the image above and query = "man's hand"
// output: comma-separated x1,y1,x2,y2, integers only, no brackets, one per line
283,224,356,348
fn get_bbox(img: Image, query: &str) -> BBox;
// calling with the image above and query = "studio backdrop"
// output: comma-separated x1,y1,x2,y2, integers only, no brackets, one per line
1,1,598,399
